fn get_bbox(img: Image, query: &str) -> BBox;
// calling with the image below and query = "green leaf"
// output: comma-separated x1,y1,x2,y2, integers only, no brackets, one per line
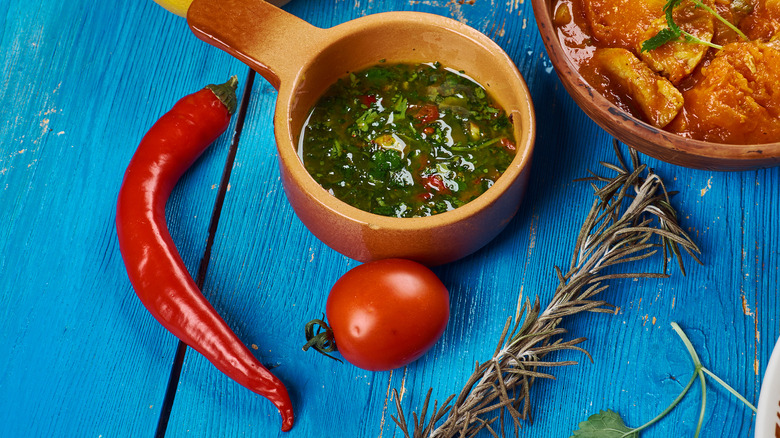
641,27,680,52
393,96,408,119
641,0,746,52
355,109,379,132
662,0,685,27
571,410,638,437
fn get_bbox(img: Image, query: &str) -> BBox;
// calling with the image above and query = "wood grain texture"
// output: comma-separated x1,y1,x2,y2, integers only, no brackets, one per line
0,0,248,436
1,0,777,437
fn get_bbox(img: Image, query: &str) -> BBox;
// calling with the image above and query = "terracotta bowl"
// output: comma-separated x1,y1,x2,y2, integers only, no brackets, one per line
531,0,780,171
186,0,536,266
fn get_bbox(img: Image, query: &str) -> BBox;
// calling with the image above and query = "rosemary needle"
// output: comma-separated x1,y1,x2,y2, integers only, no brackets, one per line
392,140,702,438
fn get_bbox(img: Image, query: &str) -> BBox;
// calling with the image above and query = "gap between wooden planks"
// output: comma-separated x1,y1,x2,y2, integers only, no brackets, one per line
154,69,257,438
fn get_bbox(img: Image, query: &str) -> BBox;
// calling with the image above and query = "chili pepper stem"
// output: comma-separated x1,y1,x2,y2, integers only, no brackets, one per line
206,76,239,115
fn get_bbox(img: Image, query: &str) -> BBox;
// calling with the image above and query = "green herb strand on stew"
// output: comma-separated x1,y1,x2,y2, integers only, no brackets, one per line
299,62,517,218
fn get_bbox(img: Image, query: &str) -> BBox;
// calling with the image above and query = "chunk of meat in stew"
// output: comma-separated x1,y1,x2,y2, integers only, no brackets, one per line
638,1,715,85
582,0,666,48
666,40,780,144
738,0,780,40
589,48,684,128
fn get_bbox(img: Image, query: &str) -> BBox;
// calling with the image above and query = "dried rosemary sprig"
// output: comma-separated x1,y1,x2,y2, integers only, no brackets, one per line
392,141,702,438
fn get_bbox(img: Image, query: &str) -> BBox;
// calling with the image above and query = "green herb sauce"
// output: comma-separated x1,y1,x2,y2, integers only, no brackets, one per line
299,62,516,218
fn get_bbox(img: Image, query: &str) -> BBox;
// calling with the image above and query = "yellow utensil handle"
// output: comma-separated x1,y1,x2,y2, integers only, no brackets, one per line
153,0,192,17
153,0,291,17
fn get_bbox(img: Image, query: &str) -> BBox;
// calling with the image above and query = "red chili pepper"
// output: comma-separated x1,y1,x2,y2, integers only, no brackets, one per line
115,77,294,432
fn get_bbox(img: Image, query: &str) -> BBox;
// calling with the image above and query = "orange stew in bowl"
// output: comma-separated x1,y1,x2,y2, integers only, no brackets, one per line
553,0,780,144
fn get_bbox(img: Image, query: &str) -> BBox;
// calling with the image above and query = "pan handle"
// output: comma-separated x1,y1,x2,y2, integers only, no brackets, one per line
188,0,325,89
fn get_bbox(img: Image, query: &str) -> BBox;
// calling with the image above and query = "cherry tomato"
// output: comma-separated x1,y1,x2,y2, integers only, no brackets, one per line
325,259,450,371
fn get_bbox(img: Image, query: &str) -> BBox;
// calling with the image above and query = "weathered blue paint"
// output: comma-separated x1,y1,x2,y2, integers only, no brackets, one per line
0,0,776,437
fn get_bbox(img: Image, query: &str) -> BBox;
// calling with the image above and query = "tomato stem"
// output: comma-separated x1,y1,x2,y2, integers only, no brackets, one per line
303,316,343,363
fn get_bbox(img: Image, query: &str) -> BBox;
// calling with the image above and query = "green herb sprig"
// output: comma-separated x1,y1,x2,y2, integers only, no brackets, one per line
640,0,749,52
391,142,702,438
571,322,756,437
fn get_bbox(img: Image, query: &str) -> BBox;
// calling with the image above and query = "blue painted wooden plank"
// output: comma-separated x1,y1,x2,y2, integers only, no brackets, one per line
540,162,777,437
159,1,775,437
0,0,250,435
0,0,775,437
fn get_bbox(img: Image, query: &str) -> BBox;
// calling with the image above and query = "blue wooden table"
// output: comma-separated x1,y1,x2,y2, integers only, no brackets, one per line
1,0,777,436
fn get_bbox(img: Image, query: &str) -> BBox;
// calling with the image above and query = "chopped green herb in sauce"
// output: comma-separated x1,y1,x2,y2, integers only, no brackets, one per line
299,62,516,218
